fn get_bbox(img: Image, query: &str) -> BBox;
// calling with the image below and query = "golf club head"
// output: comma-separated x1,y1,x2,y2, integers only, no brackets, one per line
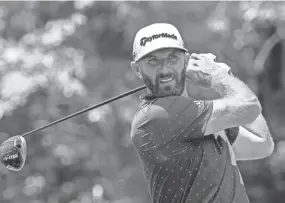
0,135,26,171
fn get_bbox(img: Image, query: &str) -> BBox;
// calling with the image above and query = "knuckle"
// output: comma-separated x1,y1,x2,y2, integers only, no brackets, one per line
207,53,216,58
201,53,216,61
216,62,231,72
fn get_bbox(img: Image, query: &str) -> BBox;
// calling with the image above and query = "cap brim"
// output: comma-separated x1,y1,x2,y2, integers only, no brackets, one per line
135,45,188,62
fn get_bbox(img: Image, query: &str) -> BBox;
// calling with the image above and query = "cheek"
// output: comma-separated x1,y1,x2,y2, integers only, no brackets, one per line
175,61,186,77
141,67,157,82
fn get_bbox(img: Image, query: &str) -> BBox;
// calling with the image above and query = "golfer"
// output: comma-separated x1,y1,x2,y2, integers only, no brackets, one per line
130,23,274,203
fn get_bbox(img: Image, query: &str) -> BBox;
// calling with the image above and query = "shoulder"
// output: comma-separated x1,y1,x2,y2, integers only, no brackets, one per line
149,96,213,117
133,96,212,122
131,96,213,137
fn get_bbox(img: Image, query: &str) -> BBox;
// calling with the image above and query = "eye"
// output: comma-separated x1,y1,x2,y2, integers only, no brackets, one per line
168,54,178,62
148,57,159,66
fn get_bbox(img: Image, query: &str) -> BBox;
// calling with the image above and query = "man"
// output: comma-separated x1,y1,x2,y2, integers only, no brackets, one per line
130,23,274,203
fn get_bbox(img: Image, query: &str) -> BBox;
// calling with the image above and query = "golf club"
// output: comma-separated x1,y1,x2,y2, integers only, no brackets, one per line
0,85,146,171
0,135,26,171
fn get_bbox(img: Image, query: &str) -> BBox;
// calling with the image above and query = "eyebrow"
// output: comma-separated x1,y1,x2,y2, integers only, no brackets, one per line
171,50,183,55
146,50,180,59
171,49,179,54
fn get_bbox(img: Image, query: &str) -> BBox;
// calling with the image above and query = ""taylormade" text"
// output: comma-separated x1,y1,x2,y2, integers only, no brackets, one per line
140,33,177,46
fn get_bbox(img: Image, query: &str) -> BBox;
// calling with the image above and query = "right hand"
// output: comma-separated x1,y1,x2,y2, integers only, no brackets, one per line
185,53,232,100
186,53,232,89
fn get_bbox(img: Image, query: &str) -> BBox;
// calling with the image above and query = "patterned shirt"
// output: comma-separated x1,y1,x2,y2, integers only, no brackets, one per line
130,94,250,203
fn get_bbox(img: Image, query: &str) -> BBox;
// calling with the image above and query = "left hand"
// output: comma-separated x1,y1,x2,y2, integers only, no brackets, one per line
186,53,232,88
185,53,232,100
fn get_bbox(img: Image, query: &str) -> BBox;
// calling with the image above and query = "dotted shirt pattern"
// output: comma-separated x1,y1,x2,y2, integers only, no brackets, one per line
131,95,250,203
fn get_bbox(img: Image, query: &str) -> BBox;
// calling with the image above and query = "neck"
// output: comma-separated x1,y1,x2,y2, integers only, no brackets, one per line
181,85,189,97
146,84,190,98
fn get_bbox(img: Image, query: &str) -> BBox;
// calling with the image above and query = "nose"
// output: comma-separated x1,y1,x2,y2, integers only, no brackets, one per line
159,67,171,77
160,60,170,72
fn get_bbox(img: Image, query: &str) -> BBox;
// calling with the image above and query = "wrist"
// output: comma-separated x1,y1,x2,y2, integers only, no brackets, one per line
210,72,233,97
185,77,222,100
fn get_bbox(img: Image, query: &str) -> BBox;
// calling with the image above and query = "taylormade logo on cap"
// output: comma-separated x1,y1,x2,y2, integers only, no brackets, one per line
140,33,178,46
132,23,187,61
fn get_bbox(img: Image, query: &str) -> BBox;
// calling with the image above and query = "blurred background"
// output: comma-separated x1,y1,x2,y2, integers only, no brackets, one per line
0,1,284,203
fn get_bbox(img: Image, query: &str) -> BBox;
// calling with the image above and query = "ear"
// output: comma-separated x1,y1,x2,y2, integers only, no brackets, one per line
184,52,190,67
130,61,143,80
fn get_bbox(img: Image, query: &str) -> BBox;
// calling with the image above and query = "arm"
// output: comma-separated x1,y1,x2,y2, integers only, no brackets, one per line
232,114,274,161
186,54,261,135
204,71,261,135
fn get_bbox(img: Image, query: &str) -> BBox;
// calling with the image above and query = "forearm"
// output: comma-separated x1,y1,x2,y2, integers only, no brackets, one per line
242,114,273,143
212,73,262,124
204,73,262,135
213,73,258,103
232,114,275,160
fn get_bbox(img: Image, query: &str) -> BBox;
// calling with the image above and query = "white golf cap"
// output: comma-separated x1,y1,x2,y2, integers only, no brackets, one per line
132,23,188,62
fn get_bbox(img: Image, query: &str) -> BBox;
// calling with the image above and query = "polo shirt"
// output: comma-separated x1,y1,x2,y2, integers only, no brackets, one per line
131,94,250,203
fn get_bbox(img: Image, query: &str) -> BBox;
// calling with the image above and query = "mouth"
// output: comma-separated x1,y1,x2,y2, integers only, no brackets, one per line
160,77,174,83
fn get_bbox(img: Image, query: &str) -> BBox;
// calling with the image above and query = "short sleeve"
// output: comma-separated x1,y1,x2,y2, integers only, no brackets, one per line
225,127,240,145
131,96,213,148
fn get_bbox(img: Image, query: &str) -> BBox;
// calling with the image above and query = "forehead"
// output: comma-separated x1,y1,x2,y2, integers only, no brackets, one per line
145,48,184,58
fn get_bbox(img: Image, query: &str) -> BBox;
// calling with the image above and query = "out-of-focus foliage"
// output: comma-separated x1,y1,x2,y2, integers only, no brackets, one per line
0,1,284,203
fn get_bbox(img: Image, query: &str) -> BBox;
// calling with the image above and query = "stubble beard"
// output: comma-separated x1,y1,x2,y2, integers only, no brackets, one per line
141,69,186,97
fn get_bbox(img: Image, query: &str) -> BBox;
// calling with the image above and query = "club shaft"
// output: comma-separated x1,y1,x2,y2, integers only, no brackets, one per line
21,85,146,138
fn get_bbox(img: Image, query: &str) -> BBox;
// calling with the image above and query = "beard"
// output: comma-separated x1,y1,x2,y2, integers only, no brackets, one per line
141,68,186,97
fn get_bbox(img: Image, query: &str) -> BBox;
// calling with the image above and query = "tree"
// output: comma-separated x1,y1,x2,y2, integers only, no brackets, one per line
0,1,284,203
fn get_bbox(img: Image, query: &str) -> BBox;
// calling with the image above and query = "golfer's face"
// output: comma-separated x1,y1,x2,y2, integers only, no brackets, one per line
138,48,186,97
